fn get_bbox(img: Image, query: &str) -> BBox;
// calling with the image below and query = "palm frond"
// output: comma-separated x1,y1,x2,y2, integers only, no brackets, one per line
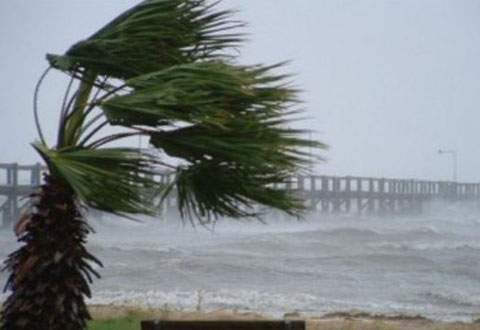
33,143,164,215
174,160,304,220
150,120,318,168
100,61,296,128
97,59,325,219
46,0,243,79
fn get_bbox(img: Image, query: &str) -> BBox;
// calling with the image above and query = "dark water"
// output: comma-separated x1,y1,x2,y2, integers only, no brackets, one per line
1,206,480,321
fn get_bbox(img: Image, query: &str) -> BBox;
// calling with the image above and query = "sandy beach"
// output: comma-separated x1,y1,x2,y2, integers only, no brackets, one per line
89,305,480,330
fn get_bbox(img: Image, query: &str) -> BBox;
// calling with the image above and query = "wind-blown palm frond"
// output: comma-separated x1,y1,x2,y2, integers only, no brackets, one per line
33,144,163,215
149,121,310,166
175,160,302,220
100,61,295,127
152,118,319,218
47,0,243,79
96,58,322,218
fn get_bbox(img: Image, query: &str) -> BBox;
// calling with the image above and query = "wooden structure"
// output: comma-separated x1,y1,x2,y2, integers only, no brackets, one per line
2,163,480,227
0,163,44,228
293,176,480,215
141,320,305,330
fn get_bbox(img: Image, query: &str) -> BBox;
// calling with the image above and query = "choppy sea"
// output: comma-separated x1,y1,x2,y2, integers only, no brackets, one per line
2,203,480,321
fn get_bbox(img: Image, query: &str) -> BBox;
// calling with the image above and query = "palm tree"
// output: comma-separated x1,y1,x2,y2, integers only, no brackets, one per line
1,1,324,329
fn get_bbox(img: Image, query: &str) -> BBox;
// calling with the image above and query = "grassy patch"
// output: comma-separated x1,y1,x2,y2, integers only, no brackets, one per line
88,315,142,330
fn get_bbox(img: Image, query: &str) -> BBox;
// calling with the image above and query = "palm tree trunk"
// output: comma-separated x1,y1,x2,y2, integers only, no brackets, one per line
2,173,101,330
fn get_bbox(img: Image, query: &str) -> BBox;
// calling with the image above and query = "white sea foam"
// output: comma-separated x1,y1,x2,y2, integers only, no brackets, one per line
88,289,319,315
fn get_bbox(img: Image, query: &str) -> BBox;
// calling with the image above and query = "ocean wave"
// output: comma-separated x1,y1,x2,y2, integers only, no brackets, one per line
297,225,445,242
88,289,319,314
422,291,480,307
315,227,382,239
368,241,480,252
88,242,186,255
400,226,442,236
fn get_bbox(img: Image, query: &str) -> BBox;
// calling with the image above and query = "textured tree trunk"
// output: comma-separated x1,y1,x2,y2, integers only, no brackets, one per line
2,174,101,330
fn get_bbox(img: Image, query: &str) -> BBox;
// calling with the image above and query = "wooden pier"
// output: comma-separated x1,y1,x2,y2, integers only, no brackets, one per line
0,163,44,228
293,175,480,215
2,163,480,227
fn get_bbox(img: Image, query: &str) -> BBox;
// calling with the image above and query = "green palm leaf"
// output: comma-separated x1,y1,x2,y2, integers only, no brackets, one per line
33,144,163,215
150,122,310,165
47,0,243,79
175,160,302,220
101,61,295,127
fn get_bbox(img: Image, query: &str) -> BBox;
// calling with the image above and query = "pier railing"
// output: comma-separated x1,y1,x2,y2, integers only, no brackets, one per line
2,163,480,227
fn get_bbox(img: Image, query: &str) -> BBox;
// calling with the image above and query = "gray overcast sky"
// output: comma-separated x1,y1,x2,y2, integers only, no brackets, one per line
1,0,479,181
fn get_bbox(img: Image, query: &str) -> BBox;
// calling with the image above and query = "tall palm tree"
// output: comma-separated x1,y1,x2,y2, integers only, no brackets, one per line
1,1,324,329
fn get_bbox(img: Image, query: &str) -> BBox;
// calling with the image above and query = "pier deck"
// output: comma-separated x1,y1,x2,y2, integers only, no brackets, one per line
2,163,479,227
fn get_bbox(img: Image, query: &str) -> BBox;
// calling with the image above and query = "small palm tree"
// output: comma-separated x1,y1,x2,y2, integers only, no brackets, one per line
1,1,324,329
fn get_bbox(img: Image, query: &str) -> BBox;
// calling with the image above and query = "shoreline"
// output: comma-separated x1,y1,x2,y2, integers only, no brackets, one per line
88,304,480,330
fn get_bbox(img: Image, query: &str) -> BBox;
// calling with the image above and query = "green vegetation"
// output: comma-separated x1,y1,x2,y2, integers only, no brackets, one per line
0,317,141,330
87,317,141,330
